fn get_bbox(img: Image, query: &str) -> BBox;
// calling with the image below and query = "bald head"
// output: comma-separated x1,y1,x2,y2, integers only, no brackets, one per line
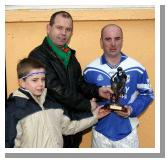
101,24,123,39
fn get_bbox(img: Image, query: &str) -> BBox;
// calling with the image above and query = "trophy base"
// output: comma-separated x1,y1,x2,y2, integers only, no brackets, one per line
105,104,127,112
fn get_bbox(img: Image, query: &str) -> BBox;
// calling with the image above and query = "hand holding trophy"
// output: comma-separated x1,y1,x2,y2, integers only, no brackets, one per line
104,67,127,112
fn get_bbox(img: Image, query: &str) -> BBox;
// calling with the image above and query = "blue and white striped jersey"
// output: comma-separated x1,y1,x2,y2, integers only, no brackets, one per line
83,53,154,141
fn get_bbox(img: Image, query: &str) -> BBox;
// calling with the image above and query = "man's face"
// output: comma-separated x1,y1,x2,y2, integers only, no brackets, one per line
20,68,45,97
47,14,73,48
100,26,123,57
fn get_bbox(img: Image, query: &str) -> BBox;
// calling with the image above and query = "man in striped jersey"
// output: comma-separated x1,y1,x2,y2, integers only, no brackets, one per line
83,24,154,148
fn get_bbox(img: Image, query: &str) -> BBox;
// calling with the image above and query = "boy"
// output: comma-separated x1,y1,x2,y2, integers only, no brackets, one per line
5,58,110,148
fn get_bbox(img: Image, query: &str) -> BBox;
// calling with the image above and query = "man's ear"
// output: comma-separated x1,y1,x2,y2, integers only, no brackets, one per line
100,38,103,49
46,24,51,35
18,79,26,88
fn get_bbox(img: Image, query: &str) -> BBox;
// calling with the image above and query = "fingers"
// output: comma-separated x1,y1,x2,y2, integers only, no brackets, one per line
99,87,113,100
114,108,130,118
97,108,111,119
99,107,111,115
90,98,96,102
114,111,126,117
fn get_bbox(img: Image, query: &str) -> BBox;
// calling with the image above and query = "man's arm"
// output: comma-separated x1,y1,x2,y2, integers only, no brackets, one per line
77,67,112,100
120,70,154,118
129,70,154,117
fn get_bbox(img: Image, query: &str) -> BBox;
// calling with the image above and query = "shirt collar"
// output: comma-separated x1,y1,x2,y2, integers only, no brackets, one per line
100,52,127,65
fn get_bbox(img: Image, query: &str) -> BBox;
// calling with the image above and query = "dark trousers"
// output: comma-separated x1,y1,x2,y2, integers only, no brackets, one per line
63,132,83,148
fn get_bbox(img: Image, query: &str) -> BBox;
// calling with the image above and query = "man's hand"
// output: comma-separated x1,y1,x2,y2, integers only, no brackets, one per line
90,98,98,112
90,98,111,119
98,87,113,100
114,106,132,118
96,107,111,119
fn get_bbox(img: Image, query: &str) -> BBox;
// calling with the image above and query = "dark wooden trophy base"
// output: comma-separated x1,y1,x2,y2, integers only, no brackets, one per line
104,103,127,112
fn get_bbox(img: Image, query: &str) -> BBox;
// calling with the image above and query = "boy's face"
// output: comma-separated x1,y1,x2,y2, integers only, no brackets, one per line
19,68,45,97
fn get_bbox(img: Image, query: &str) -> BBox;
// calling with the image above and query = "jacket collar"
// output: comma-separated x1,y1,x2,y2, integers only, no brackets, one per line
42,37,76,55
13,88,47,106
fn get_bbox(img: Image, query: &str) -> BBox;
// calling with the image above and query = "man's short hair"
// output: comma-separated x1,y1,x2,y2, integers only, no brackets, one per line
101,24,123,39
17,58,45,79
49,11,73,26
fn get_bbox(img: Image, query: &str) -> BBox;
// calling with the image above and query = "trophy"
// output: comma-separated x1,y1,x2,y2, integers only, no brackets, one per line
104,67,127,112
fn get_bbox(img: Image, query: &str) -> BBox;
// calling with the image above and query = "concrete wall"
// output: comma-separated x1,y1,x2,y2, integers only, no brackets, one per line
6,8,155,148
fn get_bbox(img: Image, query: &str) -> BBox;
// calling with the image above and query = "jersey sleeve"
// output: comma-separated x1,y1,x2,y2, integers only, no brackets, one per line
129,69,154,117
